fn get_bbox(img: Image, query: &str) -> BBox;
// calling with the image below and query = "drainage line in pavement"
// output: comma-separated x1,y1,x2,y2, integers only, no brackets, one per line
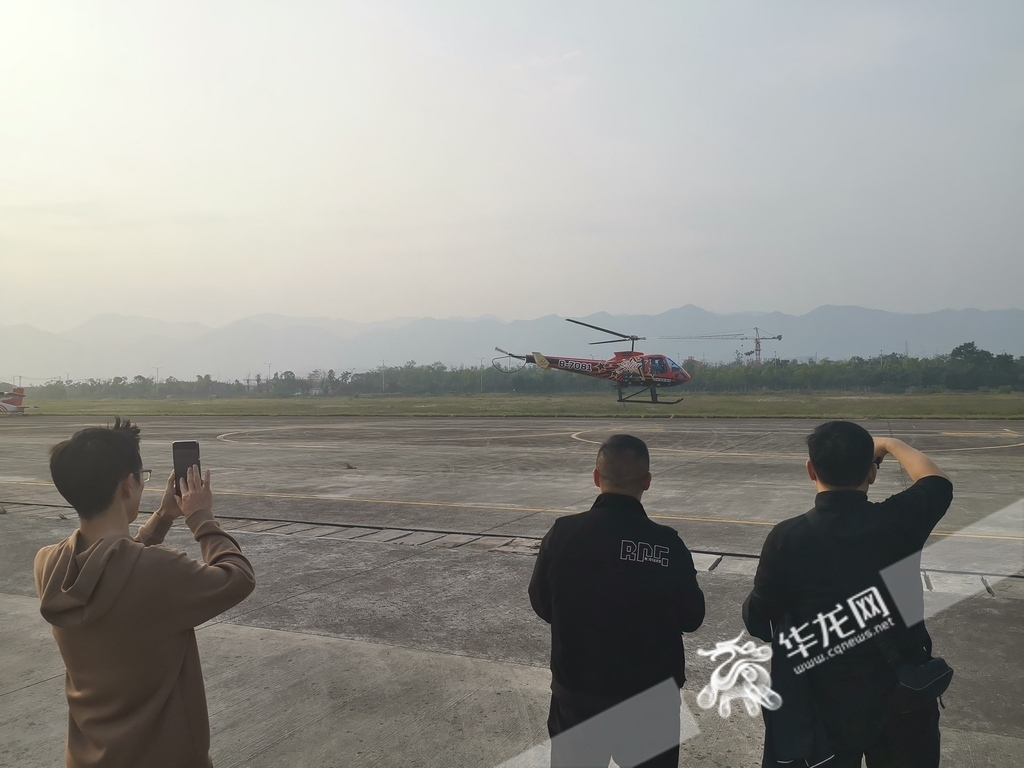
6,503,1021,580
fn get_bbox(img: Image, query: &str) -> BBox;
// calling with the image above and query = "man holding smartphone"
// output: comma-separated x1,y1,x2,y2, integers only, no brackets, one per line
34,417,256,768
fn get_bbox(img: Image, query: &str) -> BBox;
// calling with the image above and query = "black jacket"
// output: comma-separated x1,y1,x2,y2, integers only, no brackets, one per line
743,476,953,664
743,476,953,765
529,493,706,709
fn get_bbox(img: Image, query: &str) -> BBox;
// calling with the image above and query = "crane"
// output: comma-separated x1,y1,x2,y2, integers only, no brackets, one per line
661,327,782,365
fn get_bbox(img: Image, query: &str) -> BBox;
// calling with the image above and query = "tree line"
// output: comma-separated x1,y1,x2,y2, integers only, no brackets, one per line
686,342,1022,393
11,343,1023,400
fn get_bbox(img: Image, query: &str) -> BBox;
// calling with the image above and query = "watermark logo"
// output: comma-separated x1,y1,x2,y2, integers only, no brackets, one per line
496,500,1022,767
696,633,782,717
782,586,897,674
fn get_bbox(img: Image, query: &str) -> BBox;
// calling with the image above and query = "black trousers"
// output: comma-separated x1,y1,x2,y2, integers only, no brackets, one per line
824,699,940,768
811,669,941,768
547,694,680,768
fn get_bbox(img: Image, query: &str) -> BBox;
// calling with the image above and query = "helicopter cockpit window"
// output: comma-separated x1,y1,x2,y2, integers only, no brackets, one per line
667,358,684,372
650,357,667,374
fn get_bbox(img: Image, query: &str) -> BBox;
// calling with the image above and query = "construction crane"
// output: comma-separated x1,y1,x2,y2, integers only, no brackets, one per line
661,327,783,365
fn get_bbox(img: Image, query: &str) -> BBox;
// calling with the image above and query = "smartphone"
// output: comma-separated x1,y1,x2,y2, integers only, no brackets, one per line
172,440,201,495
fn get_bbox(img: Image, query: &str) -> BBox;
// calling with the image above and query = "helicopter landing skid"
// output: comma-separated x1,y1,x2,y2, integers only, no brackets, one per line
616,385,684,405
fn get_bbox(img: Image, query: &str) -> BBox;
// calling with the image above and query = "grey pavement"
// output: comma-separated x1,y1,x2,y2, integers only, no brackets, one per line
1,416,1022,767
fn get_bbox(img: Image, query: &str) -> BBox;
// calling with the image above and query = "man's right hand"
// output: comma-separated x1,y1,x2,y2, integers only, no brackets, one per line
873,437,892,464
178,465,214,518
157,471,185,521
872,437,947,483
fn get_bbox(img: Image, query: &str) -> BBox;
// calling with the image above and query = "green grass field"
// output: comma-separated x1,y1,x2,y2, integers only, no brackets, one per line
14,391,1024,419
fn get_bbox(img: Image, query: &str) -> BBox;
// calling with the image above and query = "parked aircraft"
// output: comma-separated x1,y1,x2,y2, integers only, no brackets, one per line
0,388,38,414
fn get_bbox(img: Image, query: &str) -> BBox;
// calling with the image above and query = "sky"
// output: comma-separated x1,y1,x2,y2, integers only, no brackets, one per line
1,1,1022,333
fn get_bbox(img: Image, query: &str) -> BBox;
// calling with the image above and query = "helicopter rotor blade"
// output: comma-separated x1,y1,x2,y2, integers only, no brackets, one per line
661,334,743,340
566,318,638,340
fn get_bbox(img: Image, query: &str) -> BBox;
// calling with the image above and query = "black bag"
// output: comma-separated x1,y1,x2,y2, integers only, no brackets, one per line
891,655,954,713
804,508,953,712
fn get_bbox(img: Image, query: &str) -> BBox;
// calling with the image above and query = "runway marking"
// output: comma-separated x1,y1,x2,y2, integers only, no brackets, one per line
574,431,1024,457
215,424,1024,456
570,430,795,458
217,425,583,446
570,429,662,446
650,515,1023,540
3,481,1022,541
931,440,1024,453
216,424,380,443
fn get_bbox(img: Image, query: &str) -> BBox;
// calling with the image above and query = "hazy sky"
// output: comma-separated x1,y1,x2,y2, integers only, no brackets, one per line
2,1,1021,332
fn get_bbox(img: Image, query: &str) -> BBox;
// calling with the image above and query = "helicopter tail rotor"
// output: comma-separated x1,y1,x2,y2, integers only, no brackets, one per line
493,347,528,373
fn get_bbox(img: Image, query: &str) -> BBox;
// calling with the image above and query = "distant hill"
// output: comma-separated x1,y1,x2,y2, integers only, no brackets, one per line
3,305,1023,382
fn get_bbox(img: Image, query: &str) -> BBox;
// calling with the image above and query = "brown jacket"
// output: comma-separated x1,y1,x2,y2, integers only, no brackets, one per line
34,510,256,768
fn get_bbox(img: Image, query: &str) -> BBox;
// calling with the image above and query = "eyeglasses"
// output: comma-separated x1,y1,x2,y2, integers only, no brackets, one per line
134,469,152,483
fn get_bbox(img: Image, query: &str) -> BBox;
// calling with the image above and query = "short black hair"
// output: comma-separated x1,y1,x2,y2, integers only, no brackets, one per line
49,417,142,519
806,421,874,489
596,434,650,491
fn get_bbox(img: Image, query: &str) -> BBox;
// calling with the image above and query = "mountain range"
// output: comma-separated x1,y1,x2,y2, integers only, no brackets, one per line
3,306,1023,383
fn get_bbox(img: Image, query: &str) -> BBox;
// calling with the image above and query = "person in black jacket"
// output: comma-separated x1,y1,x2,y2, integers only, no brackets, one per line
743,421,953,768
530,434,706,768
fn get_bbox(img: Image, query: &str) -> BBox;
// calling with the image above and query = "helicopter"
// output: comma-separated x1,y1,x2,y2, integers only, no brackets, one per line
494,319,691,404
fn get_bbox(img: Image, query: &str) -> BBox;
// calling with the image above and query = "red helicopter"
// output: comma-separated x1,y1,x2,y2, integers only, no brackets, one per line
494,319,691,404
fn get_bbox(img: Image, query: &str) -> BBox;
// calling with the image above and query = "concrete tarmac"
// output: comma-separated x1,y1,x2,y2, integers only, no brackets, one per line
1,417,1022,766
